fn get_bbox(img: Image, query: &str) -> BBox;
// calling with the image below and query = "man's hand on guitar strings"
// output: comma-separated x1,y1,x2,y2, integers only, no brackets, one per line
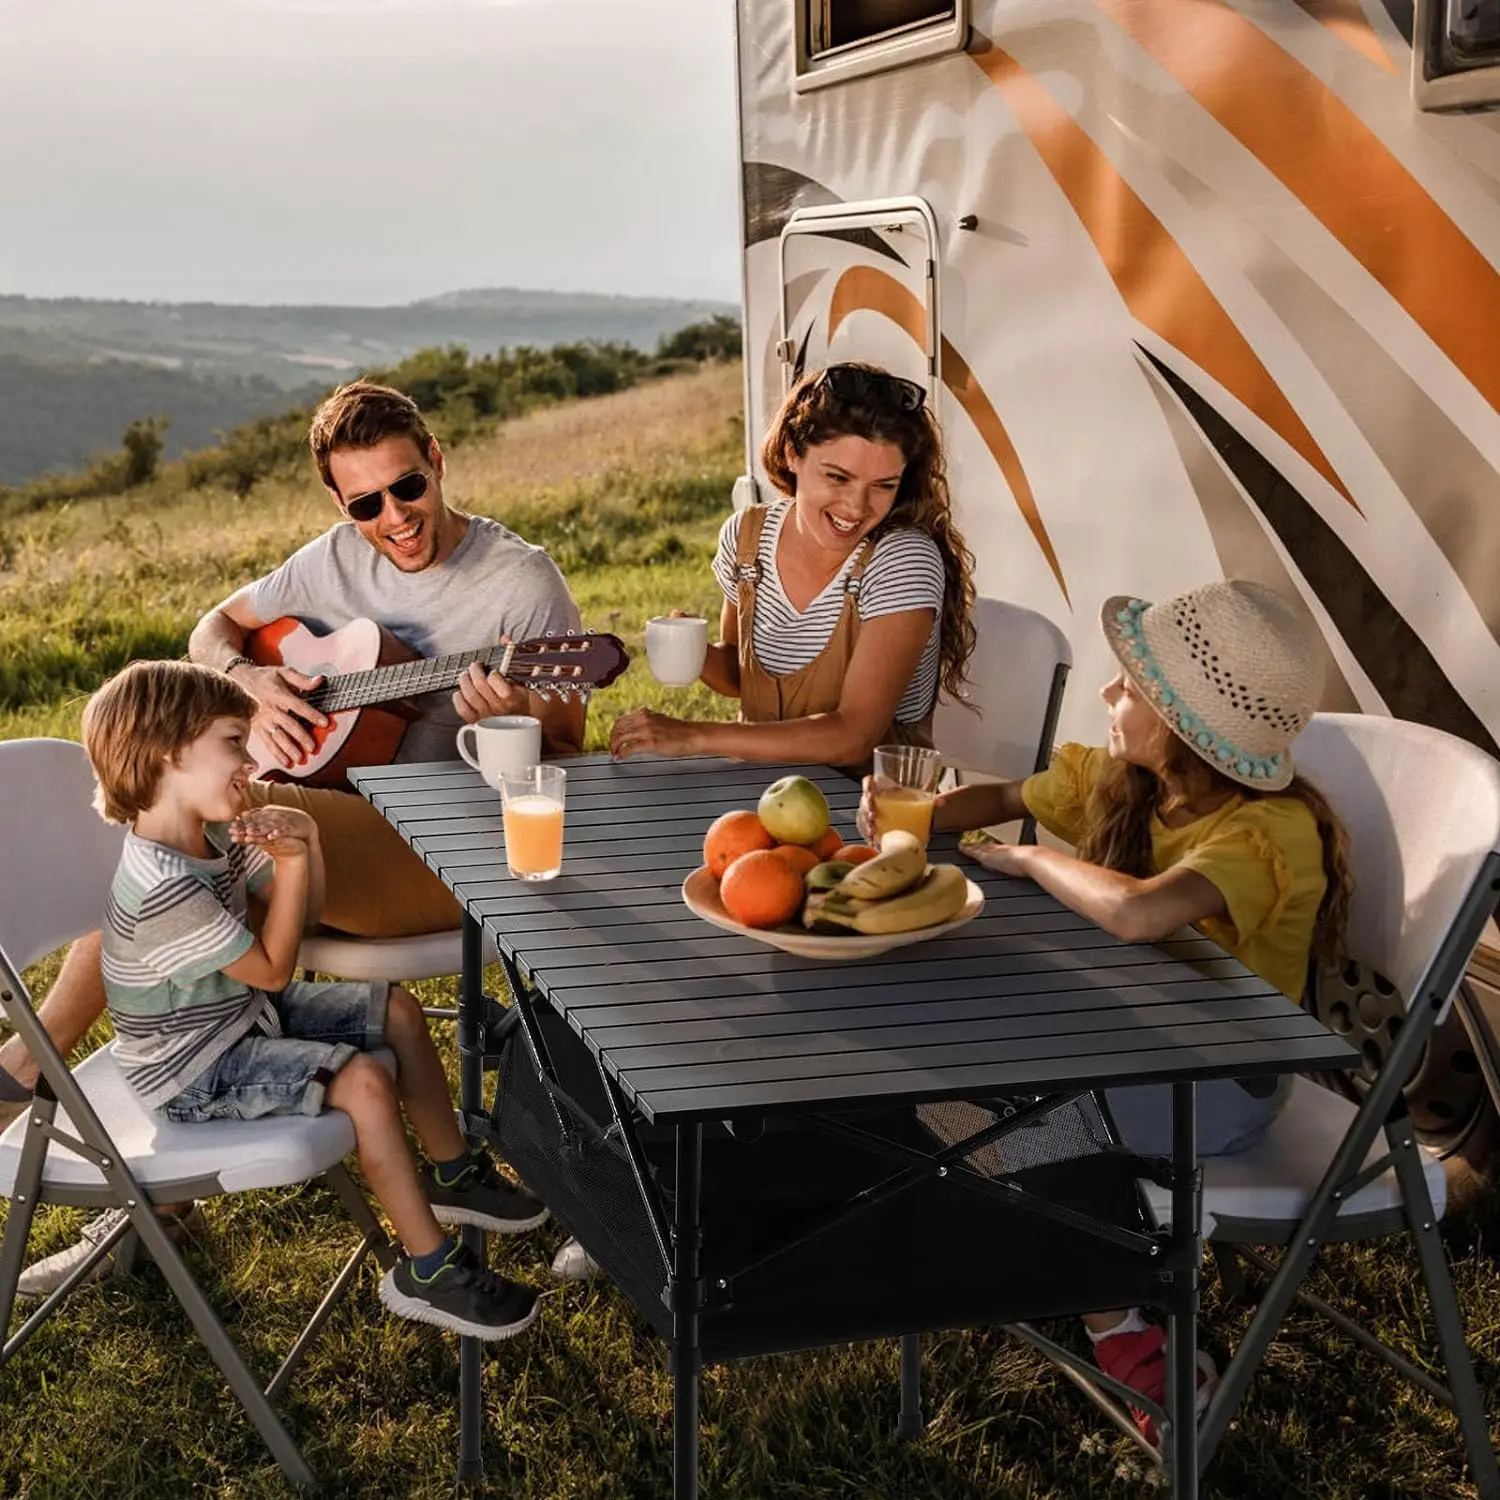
233,663,327,766
453,655,531,724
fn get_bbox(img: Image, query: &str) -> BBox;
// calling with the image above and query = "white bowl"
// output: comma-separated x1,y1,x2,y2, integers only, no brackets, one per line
681,866,985,961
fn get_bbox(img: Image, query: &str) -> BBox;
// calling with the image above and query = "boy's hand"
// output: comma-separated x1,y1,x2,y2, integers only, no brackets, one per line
230,806,317,861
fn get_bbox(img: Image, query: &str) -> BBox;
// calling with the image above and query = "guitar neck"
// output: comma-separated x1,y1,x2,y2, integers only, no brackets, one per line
306,643,517,714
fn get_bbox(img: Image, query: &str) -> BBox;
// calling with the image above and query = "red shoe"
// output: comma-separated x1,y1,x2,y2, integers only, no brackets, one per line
1090,1320,1217,1445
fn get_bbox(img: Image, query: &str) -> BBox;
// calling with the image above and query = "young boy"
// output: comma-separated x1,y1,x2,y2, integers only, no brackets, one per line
81,659,544,1339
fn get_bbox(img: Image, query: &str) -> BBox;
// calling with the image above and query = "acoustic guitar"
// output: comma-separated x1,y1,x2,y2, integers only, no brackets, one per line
244,615,630,788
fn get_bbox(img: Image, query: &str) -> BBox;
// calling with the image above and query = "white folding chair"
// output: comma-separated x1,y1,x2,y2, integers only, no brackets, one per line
1035,714,1500,1490
298,926,499,1023
0,738,395,1488
932,596,1071,842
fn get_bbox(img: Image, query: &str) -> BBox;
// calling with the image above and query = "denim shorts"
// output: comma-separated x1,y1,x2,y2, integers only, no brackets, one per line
1103,1072,1293,1159
161,978,390,1124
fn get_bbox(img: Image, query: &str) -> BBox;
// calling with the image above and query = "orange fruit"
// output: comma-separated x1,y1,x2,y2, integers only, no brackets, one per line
704,810,775,879
772,844,821,877
833,843,879,865
720,849,805,929
810,827,845,859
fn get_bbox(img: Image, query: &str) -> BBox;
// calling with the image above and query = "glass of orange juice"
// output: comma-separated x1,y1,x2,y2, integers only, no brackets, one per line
500,765,566,881
871,744,943,847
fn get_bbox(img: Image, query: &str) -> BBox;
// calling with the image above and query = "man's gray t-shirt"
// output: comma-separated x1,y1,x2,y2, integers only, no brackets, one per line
250,515,580,763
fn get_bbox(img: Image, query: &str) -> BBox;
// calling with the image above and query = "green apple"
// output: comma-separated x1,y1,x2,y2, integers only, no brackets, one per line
757,775,831,846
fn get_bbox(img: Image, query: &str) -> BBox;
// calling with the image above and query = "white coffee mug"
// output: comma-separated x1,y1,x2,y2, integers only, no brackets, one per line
456,715,542,788
645,615,709,688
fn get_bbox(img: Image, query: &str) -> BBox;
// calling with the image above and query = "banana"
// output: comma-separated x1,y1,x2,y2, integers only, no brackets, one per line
801,890,856,934
819,863,970,936
833,829,927,900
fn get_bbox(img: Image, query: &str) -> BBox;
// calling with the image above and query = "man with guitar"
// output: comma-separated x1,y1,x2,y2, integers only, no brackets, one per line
187,378,589,937
0,380,599,1295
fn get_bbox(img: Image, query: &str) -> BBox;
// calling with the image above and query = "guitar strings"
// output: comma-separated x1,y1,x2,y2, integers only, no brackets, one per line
300,639,599,714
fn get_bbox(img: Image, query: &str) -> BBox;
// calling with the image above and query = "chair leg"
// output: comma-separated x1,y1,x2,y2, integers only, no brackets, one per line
1212,1244,1251,1301
1388,1120,1500,1500
1197,1226,1327,1469
0,1098,52,1343
125,1205,316,1487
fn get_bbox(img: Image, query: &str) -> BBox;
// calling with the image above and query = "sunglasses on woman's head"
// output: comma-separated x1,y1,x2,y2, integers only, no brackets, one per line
343,470,429,522
821,364,927,413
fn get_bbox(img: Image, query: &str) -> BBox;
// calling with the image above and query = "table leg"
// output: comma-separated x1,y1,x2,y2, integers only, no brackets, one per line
1167,1081,1200,1500
898,1333,924,1439
457,914,486,1485
671,1123,703,1500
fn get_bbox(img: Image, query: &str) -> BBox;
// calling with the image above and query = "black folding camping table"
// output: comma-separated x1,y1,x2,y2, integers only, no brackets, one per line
350,754,1355,1499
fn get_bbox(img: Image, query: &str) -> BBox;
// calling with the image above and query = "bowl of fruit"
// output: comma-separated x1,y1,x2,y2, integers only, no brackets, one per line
681,775,984,960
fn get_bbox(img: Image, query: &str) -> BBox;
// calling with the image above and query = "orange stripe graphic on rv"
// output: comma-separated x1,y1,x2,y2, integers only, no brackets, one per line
976,46,1354,507
1288,0,1397,74
828,265,1069,599
1093,0,1500,413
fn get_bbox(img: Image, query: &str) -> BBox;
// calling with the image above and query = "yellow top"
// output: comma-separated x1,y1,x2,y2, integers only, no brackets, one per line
1021,744,1326,1001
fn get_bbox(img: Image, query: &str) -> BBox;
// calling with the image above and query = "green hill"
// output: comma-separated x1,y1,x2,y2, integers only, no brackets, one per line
0,288,737,483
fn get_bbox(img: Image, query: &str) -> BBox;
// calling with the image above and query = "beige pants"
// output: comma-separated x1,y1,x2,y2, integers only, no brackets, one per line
245,781,461,938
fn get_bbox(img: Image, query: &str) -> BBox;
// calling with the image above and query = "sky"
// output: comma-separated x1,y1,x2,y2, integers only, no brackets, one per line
0,0,742,306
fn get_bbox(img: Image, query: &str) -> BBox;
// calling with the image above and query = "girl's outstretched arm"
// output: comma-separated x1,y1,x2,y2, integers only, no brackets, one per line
966,842,1227,945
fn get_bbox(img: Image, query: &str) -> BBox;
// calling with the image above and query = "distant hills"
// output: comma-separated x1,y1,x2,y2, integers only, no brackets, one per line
0,287,737,484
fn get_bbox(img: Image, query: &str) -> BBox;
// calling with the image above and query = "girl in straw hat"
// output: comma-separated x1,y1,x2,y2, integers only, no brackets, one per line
864,578,1354,1437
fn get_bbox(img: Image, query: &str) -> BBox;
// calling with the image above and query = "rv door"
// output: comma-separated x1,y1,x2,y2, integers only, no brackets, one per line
777,196,940,401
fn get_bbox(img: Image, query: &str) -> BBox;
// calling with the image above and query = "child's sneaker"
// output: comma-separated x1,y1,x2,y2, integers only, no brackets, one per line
379,1244,539,1340
1089,1317,1217,1445
422,1152,549,1234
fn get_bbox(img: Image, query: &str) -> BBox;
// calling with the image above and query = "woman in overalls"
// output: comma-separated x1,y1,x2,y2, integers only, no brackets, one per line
609,363,976,768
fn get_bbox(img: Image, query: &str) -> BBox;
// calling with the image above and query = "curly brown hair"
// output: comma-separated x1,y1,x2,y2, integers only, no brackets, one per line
760,364,977,706
1075,734,1354,972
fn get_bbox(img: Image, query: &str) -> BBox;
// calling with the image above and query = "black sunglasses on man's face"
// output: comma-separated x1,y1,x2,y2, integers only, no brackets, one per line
821,364,927,413
343,469,429,523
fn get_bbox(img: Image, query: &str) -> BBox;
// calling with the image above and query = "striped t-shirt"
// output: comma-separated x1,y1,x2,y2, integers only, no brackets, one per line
712,502,945,723
102,826,278,1109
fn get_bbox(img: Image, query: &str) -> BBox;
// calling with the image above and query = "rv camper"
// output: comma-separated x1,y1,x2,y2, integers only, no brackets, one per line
734,0,1500,752
730,0,1500,1153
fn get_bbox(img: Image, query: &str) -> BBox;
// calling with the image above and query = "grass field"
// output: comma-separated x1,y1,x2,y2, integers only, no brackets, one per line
2,362,1498,1499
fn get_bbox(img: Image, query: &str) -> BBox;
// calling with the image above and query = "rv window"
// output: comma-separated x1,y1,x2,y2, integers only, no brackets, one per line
808,0,955,55
1443,0,1500,66
794,0,968,91
1414,0,1500,107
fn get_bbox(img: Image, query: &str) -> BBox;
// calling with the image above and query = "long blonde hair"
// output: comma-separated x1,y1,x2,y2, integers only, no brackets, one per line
761,365,977,705
1076,735,1354,965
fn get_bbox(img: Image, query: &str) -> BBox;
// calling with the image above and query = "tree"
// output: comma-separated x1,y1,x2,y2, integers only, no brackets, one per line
656,315,742,363
121,416,168,488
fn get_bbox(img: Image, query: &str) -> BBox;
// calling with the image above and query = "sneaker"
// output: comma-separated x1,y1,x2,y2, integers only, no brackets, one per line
422,1153,549,1235
379,1243,539,1340
1090,1319,1217,1445
16,1204,204,1300
550,1236,600,1282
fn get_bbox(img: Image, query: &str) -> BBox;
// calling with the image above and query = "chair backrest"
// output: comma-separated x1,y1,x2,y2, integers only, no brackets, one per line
0,738,124,971
1293,713,1500,1006
933,597,1072,779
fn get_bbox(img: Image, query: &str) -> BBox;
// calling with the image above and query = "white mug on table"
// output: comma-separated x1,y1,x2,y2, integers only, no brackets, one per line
456,715,542,788
645,615,709,688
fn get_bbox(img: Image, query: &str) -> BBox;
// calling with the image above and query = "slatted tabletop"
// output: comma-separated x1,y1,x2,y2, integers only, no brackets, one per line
351,754,1355,1123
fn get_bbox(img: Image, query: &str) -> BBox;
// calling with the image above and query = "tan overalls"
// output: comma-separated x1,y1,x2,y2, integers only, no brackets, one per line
732,505,934,765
